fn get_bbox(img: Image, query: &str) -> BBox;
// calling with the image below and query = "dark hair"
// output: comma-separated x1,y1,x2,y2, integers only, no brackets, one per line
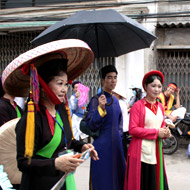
72,81,80,88
134,88,142,102
37,58,68,83
144,75,162,88
100,65,118,79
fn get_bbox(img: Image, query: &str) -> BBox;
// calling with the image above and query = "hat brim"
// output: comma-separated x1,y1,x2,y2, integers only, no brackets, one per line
2,39,94,97
0,118,22,185
142,70,164,90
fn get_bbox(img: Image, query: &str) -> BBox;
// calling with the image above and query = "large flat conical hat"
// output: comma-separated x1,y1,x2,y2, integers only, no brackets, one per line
2,39,94,97
0,118,21,185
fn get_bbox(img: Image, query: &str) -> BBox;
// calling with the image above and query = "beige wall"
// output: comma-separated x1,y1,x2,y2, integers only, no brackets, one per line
115,3,158,93
156,28,190,47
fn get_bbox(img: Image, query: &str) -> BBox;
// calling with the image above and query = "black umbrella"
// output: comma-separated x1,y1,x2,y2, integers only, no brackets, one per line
32,9,156,58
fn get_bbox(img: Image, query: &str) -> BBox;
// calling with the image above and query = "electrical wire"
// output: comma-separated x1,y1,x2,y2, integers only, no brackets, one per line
0,0,190,22
129,11,190,20
1,0,190,8
1,10,190,22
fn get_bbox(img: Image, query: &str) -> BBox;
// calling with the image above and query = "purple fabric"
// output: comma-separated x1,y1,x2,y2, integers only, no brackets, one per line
87,92,126,190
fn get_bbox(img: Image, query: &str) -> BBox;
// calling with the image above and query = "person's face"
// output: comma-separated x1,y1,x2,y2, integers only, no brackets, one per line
73,83,79,93
102,72,117,92
145,78,162,100
166,86,175,95
48,72,68,103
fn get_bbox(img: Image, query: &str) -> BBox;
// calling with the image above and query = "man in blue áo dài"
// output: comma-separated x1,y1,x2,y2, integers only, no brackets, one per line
87,65,126,190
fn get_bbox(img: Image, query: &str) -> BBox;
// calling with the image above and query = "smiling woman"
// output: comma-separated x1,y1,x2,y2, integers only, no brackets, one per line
37,57,68,103
124,70,170,190
49,74,68,103
1,39,99,190
37,58,69,117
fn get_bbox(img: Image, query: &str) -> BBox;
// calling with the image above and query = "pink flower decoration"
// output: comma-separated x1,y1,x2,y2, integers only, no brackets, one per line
77,83,90,107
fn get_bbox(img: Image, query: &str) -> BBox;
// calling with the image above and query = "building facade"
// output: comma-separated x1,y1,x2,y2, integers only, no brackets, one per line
1,0,190,110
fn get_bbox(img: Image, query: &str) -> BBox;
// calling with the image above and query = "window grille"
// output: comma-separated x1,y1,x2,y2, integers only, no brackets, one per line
69,57,115,99
157,49,190,112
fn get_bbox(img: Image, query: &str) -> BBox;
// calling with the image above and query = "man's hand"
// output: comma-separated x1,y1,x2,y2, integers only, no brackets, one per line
175,87,180,96
165,112,178,123
98,94,107,111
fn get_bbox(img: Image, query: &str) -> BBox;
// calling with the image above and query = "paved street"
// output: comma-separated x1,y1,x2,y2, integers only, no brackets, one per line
75,144,190,190
164,144,190,190
74,157,90,190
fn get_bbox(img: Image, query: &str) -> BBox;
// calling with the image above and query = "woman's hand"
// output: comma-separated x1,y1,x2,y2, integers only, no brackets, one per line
158,127,171,138
81,144,99,161
55,154,84,173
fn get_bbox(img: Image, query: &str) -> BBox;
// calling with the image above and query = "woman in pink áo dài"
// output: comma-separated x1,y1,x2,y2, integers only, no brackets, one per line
124,70,170,190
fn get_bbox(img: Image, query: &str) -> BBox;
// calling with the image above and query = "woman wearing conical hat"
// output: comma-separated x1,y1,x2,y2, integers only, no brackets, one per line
2,39,99,190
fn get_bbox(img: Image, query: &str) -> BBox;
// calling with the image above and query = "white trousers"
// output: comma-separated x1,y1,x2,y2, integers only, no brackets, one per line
72,114,88,140
171,107,186,119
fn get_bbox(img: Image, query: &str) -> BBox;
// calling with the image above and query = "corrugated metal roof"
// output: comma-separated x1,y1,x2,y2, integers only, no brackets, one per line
157,22,190,28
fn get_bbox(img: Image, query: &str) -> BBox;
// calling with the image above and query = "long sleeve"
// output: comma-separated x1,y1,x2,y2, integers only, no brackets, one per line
16,104,85,178
69,94,78,111
129,101,159,140
86,96,104,131
70,94,85,117
16,112,59,177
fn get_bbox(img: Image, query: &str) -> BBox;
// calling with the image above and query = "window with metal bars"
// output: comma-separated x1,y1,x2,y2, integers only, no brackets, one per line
157,49,190,112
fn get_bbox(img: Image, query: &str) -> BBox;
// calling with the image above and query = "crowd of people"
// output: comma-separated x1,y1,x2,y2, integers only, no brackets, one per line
0,38,186,190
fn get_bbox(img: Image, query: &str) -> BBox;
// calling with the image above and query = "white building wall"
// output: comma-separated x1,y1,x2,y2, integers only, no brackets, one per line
115,50,144,101
114,0,158,100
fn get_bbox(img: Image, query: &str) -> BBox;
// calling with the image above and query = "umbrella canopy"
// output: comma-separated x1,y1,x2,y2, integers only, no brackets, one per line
32,9,157,58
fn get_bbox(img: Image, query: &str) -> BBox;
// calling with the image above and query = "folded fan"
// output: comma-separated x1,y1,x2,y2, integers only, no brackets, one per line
77,83,90,108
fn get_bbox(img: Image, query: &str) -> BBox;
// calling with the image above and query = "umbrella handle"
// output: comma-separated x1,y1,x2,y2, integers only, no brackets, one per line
105,95,113,106
100,89,113,106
